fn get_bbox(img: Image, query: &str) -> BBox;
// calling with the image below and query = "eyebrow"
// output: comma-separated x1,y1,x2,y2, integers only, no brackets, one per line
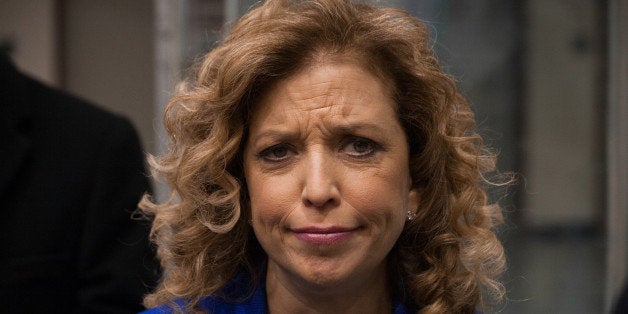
250,122,390,145
331,123,388,135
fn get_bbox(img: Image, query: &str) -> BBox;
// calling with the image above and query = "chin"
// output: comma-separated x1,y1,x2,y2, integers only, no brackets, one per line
291,253,383,289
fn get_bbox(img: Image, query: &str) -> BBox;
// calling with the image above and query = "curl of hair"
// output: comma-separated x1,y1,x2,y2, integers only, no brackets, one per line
141,1,508,313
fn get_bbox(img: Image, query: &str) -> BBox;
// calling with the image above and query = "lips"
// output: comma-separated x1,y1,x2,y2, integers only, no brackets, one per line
291,226,357,245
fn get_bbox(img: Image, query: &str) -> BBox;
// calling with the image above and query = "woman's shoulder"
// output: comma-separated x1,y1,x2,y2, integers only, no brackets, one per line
139,293,267,314
139,304,175,314
140,272,267,314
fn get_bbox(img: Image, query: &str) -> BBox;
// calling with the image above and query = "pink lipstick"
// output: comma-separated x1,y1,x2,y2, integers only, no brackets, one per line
291,226,356,245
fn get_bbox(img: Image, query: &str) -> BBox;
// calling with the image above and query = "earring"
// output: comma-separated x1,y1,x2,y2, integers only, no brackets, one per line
406,210,417,221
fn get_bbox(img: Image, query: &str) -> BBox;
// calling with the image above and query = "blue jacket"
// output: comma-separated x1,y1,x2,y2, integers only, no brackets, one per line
140,272,416,314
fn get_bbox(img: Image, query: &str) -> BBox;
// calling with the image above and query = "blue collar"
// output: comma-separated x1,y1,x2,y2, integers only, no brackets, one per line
197,271,416,314
141,271,416,313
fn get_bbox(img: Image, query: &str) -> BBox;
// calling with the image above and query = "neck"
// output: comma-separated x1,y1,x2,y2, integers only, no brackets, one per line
265,262,392,314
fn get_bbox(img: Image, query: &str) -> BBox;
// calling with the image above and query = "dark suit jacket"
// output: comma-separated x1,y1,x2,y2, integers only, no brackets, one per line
0,57,158,313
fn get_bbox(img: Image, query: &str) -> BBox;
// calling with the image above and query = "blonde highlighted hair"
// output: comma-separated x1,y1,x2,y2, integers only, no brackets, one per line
141,0,507,313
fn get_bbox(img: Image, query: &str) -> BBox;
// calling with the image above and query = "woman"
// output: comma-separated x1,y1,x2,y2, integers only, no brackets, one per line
141,0,506,313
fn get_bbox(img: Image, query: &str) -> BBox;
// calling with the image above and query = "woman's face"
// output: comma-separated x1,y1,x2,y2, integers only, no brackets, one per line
244,61,419,291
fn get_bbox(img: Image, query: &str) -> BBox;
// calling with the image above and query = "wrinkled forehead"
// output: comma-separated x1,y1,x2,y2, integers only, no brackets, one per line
245,61,404,146
255,61,390,113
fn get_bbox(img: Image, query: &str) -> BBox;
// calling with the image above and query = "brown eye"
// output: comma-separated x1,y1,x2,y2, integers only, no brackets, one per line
258,144,292,162
352,140,372,153
342,137,379,158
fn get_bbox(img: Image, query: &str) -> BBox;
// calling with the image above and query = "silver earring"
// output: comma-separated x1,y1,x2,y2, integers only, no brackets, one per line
406,210,417,221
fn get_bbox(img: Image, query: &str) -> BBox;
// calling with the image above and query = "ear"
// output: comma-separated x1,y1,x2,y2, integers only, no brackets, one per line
407,188,420,215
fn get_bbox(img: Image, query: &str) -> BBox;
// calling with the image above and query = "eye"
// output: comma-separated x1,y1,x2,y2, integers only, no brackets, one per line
342,137,379,158
257,143,293,162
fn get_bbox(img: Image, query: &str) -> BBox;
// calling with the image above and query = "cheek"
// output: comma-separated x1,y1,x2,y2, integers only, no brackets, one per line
345,156,413,232
247,173,298,226
345,173,409,223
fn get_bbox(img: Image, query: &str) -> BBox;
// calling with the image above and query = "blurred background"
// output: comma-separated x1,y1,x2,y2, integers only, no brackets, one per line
1,0,625,312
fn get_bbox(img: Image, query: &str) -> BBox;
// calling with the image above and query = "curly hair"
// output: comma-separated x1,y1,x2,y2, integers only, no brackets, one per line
141,0,507,313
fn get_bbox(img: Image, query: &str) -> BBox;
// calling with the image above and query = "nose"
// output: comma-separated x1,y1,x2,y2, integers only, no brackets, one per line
300,151,341,209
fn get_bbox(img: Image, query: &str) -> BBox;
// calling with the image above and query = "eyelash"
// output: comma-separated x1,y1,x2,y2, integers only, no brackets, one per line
341,137,380,158
256,137,381,163
257,143,294,163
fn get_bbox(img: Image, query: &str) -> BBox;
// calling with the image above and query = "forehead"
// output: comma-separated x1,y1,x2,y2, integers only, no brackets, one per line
251,61,397,125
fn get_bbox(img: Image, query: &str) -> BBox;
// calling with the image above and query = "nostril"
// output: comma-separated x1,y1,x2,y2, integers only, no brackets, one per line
301,185,340,209
304,197,331,208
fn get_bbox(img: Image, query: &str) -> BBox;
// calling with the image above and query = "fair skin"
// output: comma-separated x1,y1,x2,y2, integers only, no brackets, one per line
244,60,419,313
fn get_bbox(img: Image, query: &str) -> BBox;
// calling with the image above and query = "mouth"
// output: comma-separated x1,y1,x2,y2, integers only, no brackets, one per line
290,226,358,245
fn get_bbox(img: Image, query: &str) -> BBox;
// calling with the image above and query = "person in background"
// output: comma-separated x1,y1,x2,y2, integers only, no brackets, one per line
141,0,507,313
0,51,158,313
615,283,628,314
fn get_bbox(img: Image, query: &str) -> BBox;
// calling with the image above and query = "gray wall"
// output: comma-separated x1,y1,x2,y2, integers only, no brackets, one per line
62,0,155,153
1,0,155,154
